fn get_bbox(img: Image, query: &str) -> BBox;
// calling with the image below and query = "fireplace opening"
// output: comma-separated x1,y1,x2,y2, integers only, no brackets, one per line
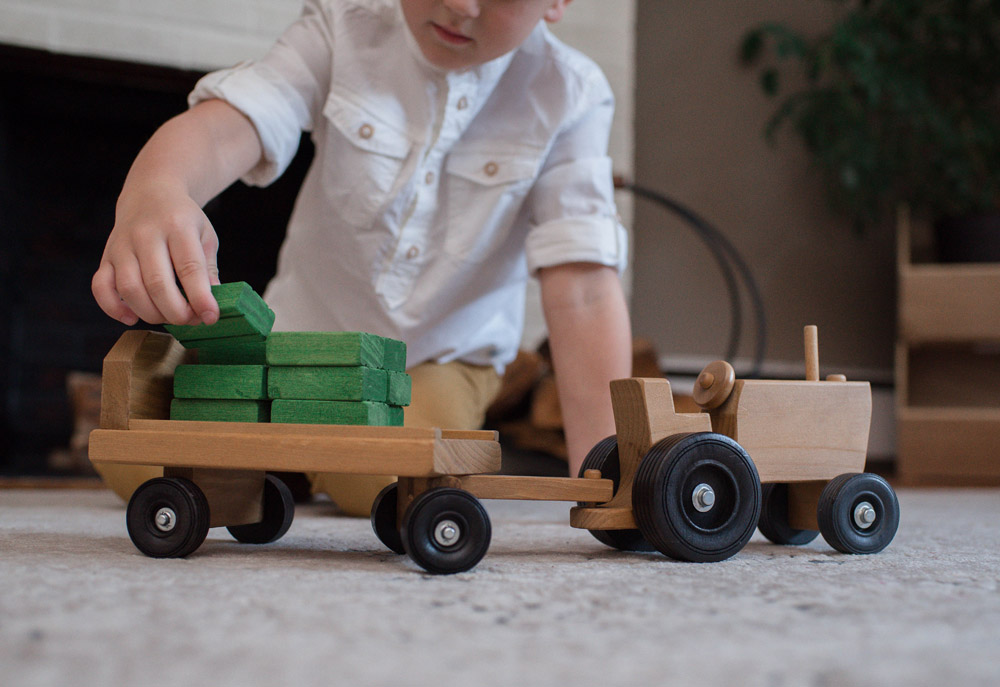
0,45,313,475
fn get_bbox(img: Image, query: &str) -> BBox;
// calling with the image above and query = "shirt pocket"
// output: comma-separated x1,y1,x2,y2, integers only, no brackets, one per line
320,90,413,230
443,149,543,264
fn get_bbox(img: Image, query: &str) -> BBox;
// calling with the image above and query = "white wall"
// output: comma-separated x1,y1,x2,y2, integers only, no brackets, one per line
0,0,636,348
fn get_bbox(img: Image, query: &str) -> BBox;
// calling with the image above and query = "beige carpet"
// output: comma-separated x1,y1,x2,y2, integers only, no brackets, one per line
2,487,998,687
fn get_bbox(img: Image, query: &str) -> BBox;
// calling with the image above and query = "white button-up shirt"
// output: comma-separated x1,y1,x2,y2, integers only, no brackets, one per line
190,0,627,371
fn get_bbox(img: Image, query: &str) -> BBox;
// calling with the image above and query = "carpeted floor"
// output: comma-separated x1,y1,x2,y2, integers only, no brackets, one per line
2,487,998,687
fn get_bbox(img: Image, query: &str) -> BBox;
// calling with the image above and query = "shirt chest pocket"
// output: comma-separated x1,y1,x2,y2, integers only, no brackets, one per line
443,150,543,263
320,91,413,230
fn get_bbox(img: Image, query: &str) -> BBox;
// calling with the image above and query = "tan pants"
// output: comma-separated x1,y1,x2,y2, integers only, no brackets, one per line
93,361,502,517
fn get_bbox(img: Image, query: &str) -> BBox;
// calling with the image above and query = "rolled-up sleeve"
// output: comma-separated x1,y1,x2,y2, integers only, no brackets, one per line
524,74,627,275
188,0,333,186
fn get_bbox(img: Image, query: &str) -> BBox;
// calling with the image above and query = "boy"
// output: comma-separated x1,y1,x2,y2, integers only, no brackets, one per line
92,0,631,514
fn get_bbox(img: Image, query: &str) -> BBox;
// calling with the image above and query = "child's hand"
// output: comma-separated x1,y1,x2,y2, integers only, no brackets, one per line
92,183,221,327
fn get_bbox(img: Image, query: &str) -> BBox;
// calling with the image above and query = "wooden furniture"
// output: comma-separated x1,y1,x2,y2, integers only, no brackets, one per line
896,208,1000,485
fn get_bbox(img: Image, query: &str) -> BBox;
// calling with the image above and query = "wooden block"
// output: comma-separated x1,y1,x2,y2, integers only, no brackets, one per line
456,475,614,502
166,314,272,344
170,398,270,423
266,332,384,368
165,467,264,527
173,365,268,400
196,340,268,365
165,282,275,344
388,371,412,406
270,399,391,426
382,338,407,372
267,366,388,402
387,406,405,426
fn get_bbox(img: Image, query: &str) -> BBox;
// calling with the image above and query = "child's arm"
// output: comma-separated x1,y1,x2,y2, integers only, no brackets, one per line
538,262,632,476
92,99,263,326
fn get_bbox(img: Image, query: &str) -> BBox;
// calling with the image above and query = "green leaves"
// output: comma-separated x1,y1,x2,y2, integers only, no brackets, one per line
741,0,1000,228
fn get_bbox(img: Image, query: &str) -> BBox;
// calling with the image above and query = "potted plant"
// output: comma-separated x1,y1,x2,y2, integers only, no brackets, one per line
741,0,1000,261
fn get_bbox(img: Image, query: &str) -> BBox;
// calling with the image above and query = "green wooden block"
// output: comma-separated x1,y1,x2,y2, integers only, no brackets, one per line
166,282,275,345
173,365,268,400
270,399,391,426
267,366,388,402
170,398,270,423
196,339,268,365
382,338,407,372
387,405,404,426
266,332,384,368
387,371,411,406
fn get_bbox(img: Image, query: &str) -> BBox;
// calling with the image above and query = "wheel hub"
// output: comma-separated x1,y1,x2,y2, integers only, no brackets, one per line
154,507,176,532
434,519,461,547
692,483,716,512
853,501,877,529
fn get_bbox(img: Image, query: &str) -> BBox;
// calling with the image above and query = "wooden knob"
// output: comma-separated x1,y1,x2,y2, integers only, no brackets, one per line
826,374,847,382
693,360,736,409
583,469,602,480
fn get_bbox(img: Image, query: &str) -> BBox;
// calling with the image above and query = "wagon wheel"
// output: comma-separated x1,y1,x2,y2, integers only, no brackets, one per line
817,473,899,554
632,432,761,562
401,488,491,574
577,436,653,552
757,483,820,546
127,477,210,558
227,474,295,544
693,360,736,410
370,482,405,554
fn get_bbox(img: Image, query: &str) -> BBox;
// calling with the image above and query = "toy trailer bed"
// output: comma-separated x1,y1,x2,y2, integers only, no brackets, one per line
88,331,614,573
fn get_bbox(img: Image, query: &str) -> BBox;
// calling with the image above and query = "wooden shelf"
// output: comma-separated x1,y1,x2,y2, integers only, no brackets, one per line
896,208,1000,484
899,264,1000,342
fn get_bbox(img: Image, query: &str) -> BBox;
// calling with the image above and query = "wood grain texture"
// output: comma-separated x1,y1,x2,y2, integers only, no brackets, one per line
569,506,638,530
166,282,275,343
195,340,268,365
267,366,388,401
387,371,412,406
98,330,193,430
382,338,407,372
170,399,270,423
90,424,500,477
709,380,871,482
173,365,268,400
270,399,398,426
456,475,613,502
265,332,385,368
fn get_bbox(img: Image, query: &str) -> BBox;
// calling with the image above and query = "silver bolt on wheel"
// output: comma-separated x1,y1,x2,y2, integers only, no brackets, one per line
692,483,716,513
853,502,877,529
154,507,177,532
434,519,461,547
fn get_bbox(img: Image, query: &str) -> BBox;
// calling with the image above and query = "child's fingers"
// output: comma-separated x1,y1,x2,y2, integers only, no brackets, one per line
111,255,169,325
168,230,219,325
92,262,140,326
135,242,196,325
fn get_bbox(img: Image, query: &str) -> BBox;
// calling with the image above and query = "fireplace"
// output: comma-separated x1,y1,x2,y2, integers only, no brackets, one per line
0,45,312,474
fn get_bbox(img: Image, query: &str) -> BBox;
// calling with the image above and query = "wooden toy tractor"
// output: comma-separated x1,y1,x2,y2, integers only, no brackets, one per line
568,325,899,561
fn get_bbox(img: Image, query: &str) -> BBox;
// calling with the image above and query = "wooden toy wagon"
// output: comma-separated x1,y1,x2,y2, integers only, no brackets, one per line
89,325,898,574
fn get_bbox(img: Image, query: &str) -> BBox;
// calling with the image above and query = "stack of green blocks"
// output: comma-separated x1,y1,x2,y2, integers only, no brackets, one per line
166,282,274,423
165,282,410,427
267,332,410,426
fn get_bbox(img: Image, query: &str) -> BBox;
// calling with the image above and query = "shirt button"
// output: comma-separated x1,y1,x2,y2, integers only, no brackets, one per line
406,246,420,260
457,96,469,110
484,161,499,177
425,171,435,185
359,123,374,139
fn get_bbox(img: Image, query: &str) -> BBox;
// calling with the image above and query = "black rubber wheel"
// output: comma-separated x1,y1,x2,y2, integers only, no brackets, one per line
818,473,899,554
401,488,491,574
127,477,211,558
757,483,820,546
577,436,653,552
632,432,761,562
370,482,405,554
227,474,295,544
